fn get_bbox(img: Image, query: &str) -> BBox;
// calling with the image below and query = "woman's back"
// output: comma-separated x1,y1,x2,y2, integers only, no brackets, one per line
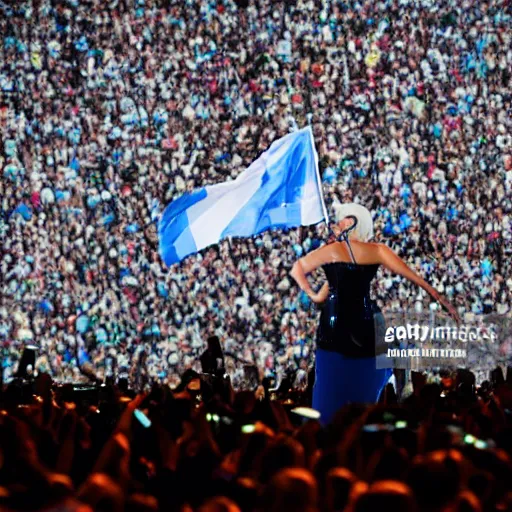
317,247,382,357
323,261,379,309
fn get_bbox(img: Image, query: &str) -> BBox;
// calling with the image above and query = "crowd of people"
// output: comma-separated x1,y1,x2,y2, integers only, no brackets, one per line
1,367,512,511
1,0,512,385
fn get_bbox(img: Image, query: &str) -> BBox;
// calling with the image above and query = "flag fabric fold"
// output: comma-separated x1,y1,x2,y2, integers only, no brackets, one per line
158,126,328,266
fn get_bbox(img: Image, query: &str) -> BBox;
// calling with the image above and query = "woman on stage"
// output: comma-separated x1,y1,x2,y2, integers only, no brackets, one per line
290,203,460,425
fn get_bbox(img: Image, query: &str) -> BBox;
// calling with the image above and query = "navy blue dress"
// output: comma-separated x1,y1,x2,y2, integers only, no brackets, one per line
313,261,392,425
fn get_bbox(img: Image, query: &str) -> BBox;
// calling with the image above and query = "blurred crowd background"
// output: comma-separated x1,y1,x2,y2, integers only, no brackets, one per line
1,0,512,386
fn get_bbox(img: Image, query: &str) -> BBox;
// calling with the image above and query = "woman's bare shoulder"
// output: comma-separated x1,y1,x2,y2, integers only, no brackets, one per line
349,240,390,264
297,241,337,269
351,240,386,252
356,240,384,248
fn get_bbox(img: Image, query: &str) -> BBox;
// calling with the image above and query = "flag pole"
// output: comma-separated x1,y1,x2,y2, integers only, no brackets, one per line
306,125,329,228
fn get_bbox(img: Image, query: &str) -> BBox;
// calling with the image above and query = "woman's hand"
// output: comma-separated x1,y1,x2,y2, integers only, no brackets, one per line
309,291,326,304
433,291,461,324
309,282,329,304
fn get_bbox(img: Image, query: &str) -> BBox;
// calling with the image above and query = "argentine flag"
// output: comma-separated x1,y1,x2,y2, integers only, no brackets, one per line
158,126,328,266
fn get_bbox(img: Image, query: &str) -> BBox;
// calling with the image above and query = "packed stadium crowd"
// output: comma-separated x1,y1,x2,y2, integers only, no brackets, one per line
1,368,512,511
1,0,512,385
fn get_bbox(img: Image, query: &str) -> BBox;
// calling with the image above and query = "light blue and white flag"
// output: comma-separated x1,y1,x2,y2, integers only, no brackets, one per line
158,126,328,266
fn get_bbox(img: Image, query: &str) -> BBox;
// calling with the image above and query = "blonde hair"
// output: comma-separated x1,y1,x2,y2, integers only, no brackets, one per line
333,203,374,242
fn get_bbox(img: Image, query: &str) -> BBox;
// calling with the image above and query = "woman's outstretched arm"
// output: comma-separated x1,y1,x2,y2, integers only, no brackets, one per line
377,244,461,323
